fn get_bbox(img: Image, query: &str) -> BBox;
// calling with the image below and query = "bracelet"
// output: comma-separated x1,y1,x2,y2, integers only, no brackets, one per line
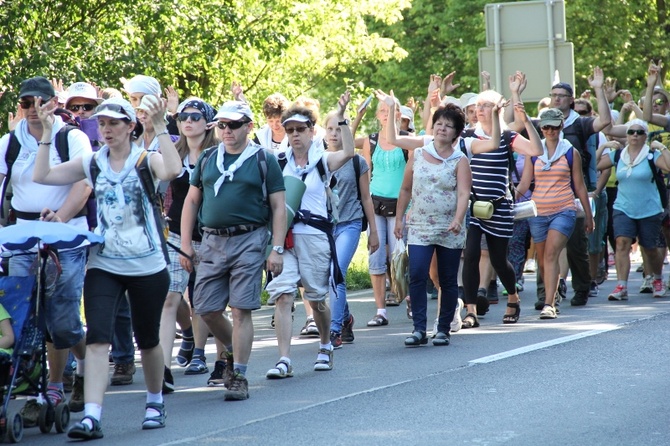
156,131,169,137
39,141,51,146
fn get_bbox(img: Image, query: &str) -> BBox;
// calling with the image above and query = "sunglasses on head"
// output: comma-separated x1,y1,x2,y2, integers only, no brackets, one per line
67,104,96,112
284,126,310,134
19,97,52,109
217,120,248,130
177,112,204,122
541,125,561,131
95,103,130,119
626,129,646,135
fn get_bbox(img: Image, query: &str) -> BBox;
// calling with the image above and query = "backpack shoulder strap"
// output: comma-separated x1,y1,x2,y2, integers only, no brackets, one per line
353,155,361,202
2,131,21,217
54,125,76,163
135,150,170,264
256,148,268,206
368,133,379,158
89,152,101,192
614,148,622,165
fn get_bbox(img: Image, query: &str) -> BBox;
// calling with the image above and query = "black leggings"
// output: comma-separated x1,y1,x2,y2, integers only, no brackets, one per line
84,268,169,350
462,225,517,306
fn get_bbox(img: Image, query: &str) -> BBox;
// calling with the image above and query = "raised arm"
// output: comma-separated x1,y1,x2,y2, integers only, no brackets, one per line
509,103,543,157
643,60,669,127
588,66,612,132
505,71,527,132
380,90,426,150
326,91,355,172
146,98,182,181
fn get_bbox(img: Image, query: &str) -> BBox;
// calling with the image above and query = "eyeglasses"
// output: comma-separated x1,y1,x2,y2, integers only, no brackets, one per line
177,112,204,122
95,103,130,119
217,120,248,130
575,109,590,116
476,103,494,110
626,129,646,135
67,104,96,112
550,93,571,99
284,126,310,134
541,125,561,131
654,98,667,106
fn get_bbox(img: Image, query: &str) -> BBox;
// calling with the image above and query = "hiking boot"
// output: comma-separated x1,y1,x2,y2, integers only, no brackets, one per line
571,291,589,306
207,360,227,387
69,375,85,412
20,399,41,428
63,372,74,393
330,331,342,350
110,362,136,386
640,275,653,293
162,366,175,394
223,371,249,401
341,314,355,343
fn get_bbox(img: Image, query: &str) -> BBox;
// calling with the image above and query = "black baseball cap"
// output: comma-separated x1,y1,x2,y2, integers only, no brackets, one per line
19,76,55,101
551,82,574,97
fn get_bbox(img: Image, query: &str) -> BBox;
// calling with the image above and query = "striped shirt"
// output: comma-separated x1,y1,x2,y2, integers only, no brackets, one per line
532,154,577,216
464,129,517,238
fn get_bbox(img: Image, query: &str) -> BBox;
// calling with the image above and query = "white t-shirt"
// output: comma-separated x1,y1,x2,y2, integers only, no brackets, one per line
0,119,91,233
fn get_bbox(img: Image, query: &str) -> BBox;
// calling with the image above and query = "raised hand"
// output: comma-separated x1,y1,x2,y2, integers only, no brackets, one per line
35,97,57,131
164,86,179,114
440,71,460,96
647,59,662,87
512,102,529,123
588,66,605,90
337,91,351,118
428,74,442,94
231,81,246,102
374,89,395,108
603,77,618,103
619,90,633,103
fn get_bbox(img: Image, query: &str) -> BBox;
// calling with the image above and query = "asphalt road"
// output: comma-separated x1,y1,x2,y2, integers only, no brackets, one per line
14,264,670,445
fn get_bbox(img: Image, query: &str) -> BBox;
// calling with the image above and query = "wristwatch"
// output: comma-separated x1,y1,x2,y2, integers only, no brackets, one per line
272,245,284,254
338,119,350,126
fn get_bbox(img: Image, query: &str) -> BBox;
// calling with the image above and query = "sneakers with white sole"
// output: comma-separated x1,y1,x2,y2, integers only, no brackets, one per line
608,285,628,301
653,279,666,298
450,298,464,333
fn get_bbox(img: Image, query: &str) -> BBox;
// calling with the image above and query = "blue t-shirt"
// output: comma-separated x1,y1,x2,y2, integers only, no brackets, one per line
609,150,663,219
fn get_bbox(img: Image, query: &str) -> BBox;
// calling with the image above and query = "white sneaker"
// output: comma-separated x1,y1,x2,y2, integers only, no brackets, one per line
653,279,666,298
640,276,653,293
524,259,537,273
450,298,464,333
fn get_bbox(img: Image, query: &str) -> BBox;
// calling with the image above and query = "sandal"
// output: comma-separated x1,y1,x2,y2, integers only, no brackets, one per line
502,301,521,324
184,356,208,375
539,305,557,319
366,314,389,327
385,291,400,306
176,337,194,367
68,415,104,439
142,402,167,430
461,313,480,329
404,330,428,346
266,359,294,379
432,331,451,346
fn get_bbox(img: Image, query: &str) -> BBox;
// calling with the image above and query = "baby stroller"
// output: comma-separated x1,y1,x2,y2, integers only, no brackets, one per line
0,221,103,443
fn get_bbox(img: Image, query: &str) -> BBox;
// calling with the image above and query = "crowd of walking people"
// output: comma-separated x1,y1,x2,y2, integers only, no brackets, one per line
1,58,669,439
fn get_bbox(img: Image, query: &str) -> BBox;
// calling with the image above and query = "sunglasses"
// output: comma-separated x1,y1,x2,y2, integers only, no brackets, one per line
217,120,248,130
541,125,561,131
67,104,96,112
284,126,310,134
177,112,204,122
626,129,646,135
95,103,130,118
19,99,44,109
654,98,667,106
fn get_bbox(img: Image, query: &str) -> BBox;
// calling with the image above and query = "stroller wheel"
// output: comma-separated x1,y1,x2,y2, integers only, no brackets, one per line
54,404,70,433
38,404,54,434
7,411,23,443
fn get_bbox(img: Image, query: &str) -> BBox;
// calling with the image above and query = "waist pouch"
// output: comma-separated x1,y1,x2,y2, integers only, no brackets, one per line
371,195,398,217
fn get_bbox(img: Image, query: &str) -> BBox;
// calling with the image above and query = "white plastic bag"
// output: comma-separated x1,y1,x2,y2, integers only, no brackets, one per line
391,239,409,300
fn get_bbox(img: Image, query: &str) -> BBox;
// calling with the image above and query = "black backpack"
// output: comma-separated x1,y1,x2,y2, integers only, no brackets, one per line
352,155,368,232
613,149,668,209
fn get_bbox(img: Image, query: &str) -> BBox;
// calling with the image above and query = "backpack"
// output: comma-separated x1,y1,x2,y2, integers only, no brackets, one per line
278,152,339,223
561,119,594,187
531,147,576,194
352,155,368,232
368,132,409,175
1,125,78,222
613,149,668,209
89,150,170,264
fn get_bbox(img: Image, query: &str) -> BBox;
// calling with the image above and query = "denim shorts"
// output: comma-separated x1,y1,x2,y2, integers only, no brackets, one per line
9,246,86,350
529,209,577,243
612,210,663,249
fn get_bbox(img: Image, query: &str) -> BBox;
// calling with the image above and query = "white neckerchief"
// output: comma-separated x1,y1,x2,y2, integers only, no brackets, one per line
285,141,324,177
473,125,492,139
15,116,65,181
537,139,572,171
620,144,650,178
422,141,461,165
562,109,580,138
256,125,288,154
94,144,143,209
213,142,261,196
